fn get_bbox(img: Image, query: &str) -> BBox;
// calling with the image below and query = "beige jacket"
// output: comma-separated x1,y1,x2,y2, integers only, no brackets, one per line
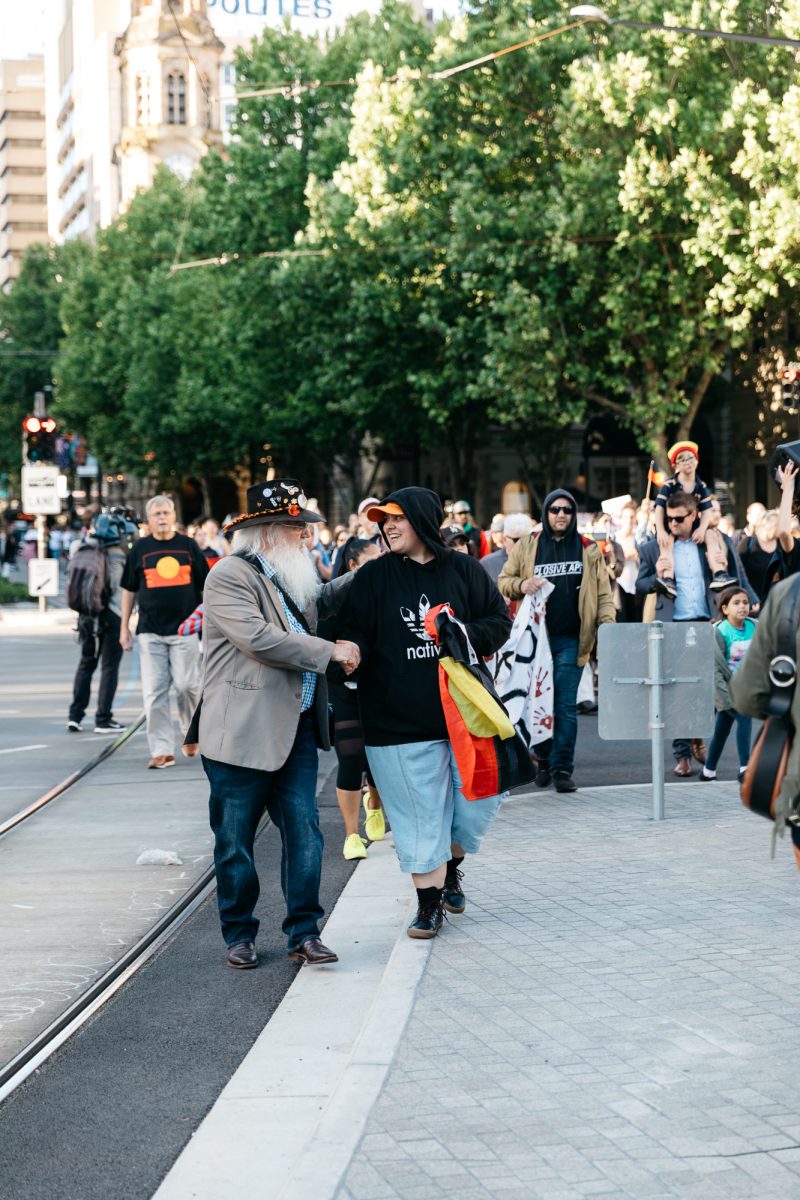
497,533,616,666
195,554,347,772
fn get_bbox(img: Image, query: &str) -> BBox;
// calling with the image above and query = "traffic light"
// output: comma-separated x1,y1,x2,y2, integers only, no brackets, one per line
22,415,57,463
781,365,800,412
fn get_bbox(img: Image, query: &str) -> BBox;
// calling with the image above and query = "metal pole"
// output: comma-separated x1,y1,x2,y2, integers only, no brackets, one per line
36,513,47,615
648,622,665,821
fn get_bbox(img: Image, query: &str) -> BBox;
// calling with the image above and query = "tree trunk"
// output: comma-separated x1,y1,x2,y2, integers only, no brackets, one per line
677,364,717,443
199,474,212,517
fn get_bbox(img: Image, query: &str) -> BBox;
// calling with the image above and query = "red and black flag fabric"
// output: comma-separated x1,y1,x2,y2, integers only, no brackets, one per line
424,604,536,801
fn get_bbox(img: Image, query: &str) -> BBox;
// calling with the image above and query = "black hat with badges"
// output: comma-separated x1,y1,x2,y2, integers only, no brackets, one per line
222,478,322,532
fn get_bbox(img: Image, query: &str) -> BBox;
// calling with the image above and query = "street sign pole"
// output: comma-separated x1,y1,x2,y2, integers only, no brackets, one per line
648,624,665,821
598,621,714,820
36,514,47,614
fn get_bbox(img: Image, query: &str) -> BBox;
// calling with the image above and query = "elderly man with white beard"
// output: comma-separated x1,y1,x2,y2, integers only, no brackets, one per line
188,478,360,970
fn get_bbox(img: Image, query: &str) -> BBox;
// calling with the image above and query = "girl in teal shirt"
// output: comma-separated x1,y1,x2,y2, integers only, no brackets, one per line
701,586,757,781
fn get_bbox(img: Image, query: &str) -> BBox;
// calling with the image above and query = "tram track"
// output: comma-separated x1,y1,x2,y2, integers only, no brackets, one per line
0,715,228,1104
0,716,146,840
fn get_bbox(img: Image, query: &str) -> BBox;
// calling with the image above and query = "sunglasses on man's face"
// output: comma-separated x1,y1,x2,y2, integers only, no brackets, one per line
549,505,574,516
668,513,691,523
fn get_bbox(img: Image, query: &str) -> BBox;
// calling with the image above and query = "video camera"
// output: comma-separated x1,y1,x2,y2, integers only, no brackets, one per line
770,440,800,497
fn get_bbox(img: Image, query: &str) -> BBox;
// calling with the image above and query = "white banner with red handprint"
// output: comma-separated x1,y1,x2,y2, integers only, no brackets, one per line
491,584,554,747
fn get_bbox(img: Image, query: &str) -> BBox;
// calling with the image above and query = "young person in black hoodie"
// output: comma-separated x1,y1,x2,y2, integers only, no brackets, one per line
498,488,616,791
339,487,511,938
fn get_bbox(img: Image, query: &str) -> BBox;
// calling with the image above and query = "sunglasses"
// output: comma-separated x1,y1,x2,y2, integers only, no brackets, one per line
667,513,691,523
549,505,574,516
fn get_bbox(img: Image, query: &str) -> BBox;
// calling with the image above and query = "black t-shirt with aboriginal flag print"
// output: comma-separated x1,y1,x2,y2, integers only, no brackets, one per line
121,533,209,635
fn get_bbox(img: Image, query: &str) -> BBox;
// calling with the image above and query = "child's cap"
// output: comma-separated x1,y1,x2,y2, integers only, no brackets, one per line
667,440,699,466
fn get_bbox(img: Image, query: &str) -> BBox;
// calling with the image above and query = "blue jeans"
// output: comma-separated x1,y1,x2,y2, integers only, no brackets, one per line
537,634,582,776
706,709,752,771
203,717,324,950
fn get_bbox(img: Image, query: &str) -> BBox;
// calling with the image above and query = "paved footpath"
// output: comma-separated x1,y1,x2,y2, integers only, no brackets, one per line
159,779,800,1200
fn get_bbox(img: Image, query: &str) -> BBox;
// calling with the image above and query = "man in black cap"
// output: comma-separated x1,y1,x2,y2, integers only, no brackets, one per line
191,478,359,970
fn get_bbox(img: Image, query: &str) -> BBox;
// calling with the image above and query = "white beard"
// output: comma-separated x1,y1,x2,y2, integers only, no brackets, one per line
263,540,323,612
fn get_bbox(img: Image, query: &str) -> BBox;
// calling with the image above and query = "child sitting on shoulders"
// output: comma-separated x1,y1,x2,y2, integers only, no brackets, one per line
653,441,736,598
701,586,756,782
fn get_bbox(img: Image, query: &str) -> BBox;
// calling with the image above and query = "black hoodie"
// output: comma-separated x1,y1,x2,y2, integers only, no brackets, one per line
339,487,512,746
535,488,584,638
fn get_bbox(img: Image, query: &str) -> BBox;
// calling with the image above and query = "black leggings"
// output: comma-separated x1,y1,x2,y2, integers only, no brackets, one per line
331,686,376,791
334,717,371,791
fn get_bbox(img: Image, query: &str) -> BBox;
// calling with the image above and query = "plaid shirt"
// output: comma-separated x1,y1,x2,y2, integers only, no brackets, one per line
254,552,317,712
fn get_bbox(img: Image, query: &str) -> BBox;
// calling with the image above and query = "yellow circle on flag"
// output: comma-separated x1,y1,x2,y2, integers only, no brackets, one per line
155,556,180,580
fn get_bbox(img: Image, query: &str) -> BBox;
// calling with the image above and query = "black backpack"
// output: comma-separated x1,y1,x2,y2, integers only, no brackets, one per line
66,543,110,616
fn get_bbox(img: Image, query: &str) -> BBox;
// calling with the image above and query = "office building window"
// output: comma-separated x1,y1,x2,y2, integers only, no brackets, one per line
167,73,186,125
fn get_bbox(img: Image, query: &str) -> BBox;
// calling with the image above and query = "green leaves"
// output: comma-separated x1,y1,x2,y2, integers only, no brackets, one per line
6,0,800,492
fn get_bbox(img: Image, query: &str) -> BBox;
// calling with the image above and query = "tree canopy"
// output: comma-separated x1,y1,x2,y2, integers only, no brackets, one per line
4,0,800,499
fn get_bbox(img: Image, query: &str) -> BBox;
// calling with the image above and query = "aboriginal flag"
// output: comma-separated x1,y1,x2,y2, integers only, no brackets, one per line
424,604,536,800
143,549,193,589
648,461,666,486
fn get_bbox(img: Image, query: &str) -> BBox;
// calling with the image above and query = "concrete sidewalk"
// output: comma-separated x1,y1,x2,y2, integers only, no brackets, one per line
157,781,800,1200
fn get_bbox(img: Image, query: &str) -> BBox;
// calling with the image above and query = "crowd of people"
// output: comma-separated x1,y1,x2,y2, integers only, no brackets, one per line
10,437,800,968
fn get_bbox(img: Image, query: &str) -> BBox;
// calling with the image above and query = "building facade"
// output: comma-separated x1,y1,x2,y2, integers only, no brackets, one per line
114,1,224,201
45,0,129,241
44,0,441,244
0,58,48,288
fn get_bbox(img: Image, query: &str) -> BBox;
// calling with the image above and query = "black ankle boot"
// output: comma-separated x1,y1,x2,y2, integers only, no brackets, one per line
408,886,444,939
443,857,465,914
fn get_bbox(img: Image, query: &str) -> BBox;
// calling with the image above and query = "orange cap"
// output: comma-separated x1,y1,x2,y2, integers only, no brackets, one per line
364,501,405,522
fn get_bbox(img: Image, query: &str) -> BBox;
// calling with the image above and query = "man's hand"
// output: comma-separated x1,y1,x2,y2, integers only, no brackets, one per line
331,640,361,675
656,554,673,577
520,576,544,595
120,627,134,652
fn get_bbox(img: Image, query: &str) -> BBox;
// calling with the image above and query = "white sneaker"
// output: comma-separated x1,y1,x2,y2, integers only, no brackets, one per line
67,719,83,733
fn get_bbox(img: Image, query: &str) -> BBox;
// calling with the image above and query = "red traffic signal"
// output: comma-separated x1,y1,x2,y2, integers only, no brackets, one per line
22,414,58,463
782,368,800,383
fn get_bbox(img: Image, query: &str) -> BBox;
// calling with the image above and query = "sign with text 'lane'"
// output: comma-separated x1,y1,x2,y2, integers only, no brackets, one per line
21,465,61,515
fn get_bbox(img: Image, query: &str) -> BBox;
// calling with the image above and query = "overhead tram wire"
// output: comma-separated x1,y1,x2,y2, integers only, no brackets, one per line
226,18,591,103
169,228,746,274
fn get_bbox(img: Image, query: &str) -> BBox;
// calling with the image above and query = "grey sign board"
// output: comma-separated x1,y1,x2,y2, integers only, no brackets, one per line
598,621,715,741
598,621,716,820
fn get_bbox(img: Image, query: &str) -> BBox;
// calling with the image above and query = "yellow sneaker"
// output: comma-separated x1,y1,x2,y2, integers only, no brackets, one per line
363,792,386,842
343,833,367,860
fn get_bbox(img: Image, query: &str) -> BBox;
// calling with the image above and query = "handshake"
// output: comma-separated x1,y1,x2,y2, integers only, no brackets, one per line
331,639,361,676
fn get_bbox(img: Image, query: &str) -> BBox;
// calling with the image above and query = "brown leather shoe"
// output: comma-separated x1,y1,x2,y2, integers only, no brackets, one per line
148,755,175,769
690,739,707,765
288,937,338,965
227,940,258,969
673,757,694,777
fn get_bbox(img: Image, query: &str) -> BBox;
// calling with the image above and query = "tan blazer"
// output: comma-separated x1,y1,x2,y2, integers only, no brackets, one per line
195,553,347,772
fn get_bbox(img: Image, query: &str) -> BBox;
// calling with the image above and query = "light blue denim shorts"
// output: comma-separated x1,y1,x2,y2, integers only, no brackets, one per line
365,740,503,874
